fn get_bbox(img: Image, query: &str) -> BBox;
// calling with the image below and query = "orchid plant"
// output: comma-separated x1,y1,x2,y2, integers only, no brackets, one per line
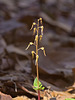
26,18,46,100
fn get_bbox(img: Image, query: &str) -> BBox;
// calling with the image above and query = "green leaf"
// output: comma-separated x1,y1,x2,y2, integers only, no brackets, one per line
65,98,75,100
33,77,45,90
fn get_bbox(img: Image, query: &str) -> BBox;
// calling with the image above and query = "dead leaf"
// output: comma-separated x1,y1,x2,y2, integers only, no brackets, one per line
17,83,38,97
39,12,72,33
0,92,12,100
0,20,24,35
6,45,30,59
13,96,31,100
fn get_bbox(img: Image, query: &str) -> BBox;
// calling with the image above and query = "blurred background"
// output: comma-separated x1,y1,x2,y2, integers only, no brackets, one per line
0,0,75,98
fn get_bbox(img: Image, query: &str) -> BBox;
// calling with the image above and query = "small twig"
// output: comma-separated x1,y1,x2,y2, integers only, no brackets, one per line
17,83,38,96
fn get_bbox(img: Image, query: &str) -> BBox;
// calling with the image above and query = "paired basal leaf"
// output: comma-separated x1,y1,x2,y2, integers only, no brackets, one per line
33,77,45,90
65,98,75,100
